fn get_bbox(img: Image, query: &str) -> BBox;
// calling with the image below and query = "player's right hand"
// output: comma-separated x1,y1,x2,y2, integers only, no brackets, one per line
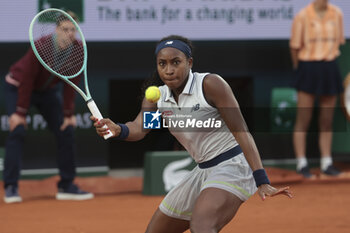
258,184,292,200
90,116,118,137
60,115,77,131
9,113,27,131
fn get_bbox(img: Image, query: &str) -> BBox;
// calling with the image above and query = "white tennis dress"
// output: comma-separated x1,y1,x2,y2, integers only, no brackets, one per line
157,71,257,221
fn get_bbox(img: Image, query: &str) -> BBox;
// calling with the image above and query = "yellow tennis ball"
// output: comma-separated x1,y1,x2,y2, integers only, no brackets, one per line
145,86,161,103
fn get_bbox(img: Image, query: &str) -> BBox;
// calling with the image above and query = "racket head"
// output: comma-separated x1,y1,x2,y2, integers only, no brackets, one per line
29,8,87,80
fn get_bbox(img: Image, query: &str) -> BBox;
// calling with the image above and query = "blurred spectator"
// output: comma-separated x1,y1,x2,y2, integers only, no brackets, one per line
290,0,345,178
3,11,93,203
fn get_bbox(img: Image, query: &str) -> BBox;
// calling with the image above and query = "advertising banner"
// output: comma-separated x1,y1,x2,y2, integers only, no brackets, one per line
1,0,349,41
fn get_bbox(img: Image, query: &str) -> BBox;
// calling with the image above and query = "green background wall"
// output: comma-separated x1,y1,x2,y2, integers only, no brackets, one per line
0,40,349,170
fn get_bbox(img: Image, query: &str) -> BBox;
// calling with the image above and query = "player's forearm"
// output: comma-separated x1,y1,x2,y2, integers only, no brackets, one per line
290,48,299,70
13,52,40,116
234,132,264,171
16,86,34,116
123,121,148,141
63,84,77,117
122,101,155,141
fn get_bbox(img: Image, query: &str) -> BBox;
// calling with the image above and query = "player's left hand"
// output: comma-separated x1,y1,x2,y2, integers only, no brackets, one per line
258,184,292,200
60,116,77,131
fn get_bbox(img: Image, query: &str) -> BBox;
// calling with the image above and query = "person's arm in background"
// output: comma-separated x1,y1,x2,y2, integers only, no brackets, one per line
60,74,82,130
60,40,85,131
9,49,40,131
289,12,303,70
338,8,345,46
290,48,300,70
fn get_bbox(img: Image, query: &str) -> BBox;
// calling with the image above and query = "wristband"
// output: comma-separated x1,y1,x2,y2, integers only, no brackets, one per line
253,169,270,187
115,123,129,140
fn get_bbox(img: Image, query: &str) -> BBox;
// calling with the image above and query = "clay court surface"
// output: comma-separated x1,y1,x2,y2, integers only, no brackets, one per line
1,166,350,233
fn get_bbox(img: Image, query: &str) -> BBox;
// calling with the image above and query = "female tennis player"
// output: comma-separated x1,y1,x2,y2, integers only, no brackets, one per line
92,35,292,233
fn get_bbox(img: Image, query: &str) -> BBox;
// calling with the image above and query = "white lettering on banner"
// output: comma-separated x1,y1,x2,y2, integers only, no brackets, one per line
1,115,9,131
76,113,93,129
163,118,222,129
26,115,31,125
1,0,350,41
0,113,93,131
33,114,47,130
163,157,193,192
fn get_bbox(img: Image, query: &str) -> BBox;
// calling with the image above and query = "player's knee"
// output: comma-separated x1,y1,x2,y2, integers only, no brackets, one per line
319,118,333,131
190,224,218,233
62,125,74,133
294,119,311,131
190,217,219,233
56,126,75,144
59,125,74,137
319,123,332,132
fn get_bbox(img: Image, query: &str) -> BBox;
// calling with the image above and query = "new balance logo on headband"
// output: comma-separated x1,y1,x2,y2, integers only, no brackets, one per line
155,40,192,58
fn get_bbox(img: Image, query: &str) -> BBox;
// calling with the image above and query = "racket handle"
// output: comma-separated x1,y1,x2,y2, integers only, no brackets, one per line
87,100,113,140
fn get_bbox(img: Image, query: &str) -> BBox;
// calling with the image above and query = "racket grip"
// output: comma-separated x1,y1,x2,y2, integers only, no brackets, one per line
87,100,113,140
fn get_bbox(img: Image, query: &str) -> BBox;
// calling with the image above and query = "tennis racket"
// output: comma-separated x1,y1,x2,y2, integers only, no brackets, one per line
29,8,113,139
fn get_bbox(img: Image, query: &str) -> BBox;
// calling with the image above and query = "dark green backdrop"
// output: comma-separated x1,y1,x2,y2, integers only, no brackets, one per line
0,40,349,169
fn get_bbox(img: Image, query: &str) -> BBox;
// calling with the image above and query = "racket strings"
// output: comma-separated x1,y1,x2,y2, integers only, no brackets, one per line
32,10,85,78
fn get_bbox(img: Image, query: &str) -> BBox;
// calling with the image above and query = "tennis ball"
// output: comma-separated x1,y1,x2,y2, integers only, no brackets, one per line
145,86,161,103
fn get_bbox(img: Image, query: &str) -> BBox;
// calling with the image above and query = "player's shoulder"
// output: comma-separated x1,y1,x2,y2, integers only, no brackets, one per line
202,73,229,92
293,4,310,20
74,40,84,47
202,73,224,83
328,3,343,15
193,71,212,84
39,34,52,43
